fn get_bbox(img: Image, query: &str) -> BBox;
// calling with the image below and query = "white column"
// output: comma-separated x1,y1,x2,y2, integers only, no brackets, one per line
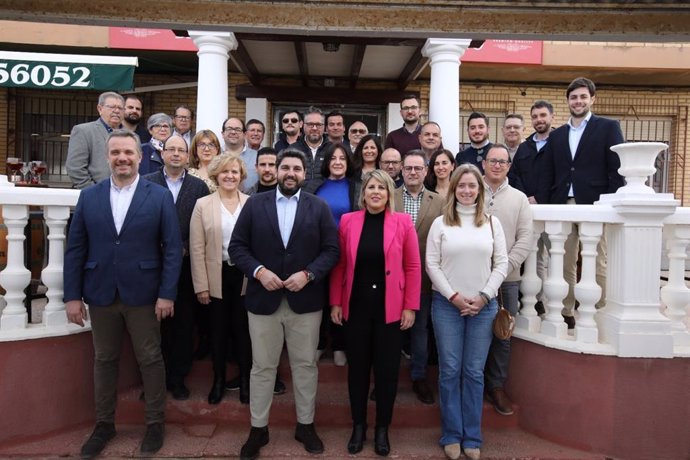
189,31,237,148
541,220,571,339
422,38,472,154
387,103,403,135
660,225,690,348
0,204,30,329
41,205,70,327
516,220,544,333
246,98,269,148
574,222,603,343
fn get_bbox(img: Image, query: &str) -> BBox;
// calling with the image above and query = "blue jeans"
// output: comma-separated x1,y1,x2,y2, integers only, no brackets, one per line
410,292,431,380
485,281,520,390
431,291,497,449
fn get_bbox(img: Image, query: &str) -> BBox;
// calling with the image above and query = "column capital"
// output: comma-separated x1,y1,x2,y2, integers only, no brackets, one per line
422,38,472,63
189,30,238,53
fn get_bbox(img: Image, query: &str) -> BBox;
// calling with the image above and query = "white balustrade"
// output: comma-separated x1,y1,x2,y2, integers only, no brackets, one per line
0,204,30,329
661,222,690,349
540,220,571,339
515,220,543,333
573,222,603,343
41,205,71,327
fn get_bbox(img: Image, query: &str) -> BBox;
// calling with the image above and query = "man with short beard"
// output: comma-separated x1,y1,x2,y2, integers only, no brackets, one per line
385,95,422,155
229,148,339,460
455,112,493,174
246,147,278,194
122,95,151,143
275,111,303,152
511,101,554,203
289,106,331,180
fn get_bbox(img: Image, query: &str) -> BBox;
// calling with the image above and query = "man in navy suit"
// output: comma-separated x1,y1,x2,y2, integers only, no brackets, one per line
229,148,339,460
64,130,183,459
537,77,625,328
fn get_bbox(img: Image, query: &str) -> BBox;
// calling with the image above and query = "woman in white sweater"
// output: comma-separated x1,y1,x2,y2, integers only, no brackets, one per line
425,164,508,460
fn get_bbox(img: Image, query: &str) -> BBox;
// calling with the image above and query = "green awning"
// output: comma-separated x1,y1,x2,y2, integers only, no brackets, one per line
0,51,138,91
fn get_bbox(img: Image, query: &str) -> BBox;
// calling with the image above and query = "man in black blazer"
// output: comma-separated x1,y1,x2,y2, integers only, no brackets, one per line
229,149,339,460
537,77,625,328
144,135,209,400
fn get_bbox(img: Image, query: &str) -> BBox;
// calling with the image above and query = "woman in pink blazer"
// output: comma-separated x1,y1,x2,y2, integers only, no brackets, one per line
330,169,422,456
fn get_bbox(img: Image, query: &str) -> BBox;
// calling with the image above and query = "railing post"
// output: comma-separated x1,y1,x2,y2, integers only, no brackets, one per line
41,205,70,327
660,225,690,348
541,220,571,339
0,204,30,330
574,222,603,343
516,220,543,332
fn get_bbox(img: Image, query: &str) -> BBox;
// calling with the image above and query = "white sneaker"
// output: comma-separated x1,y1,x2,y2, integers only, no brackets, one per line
443,443,461,460
464,447,481,460
333,350,347,367
316,349,325,361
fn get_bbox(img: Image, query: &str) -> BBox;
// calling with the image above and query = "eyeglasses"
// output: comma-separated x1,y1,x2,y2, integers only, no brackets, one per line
102,104,124,111
163,147,187,154
349,129,367,135
403,166,425,173
223,127,243,133
197,143,217,150
401,105,419,112
152,124,171,129
282,118,299,124
487,159,511,166
174,115,191,121
380,160,400,166
305,123,324,129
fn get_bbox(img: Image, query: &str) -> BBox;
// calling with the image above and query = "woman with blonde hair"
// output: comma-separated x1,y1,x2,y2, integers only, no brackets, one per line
425,164,508,460
330,169,421,456
190,154,251,405
189,129,222,192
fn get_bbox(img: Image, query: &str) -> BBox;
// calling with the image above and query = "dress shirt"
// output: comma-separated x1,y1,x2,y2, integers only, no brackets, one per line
110,174,140,234
567,111,592,197
533,133,549,152
402,185,424,225
276,187,301,248
163,168,185,203
173,130,192,147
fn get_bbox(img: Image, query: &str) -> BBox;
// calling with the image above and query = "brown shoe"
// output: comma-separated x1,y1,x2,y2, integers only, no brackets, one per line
489,388,514,415
412,379,434,404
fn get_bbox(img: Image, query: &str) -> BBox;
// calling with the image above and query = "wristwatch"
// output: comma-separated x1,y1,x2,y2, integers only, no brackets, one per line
304,270,315,282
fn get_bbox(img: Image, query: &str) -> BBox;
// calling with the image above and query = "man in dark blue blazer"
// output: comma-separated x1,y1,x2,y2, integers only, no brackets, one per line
64,130,183,458
537,77,625,328
144,135,209,401
229,148,339,460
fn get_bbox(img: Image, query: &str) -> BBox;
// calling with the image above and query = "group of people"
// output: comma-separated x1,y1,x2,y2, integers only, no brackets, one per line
63,75,624,460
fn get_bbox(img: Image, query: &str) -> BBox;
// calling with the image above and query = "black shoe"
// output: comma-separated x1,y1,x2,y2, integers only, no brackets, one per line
240,426,269,460
273,378,286,395
208,375,225,405
347,424,367,454
374,425,390,456
170,382,190,401
80,422,116,459
563,315,576,329
412,379,435,405
240,377,250,405
370,387,376,401
140,423,164,455
294,422,324,454
193,335,210,360
225,375,241,391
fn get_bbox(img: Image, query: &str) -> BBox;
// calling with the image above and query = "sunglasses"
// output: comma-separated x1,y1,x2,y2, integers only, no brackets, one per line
349,129,367,135
282,118,299,124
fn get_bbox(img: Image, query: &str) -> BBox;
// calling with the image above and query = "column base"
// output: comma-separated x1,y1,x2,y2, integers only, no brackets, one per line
574,326,599,343
1,313,28,330
597,309,673,357
540,320,568,339
43,310,68,327
516,315,541,333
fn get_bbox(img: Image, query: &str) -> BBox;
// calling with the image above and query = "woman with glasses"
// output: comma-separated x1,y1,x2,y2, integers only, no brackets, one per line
426,164,508,460
139,113,172,175
303,143,361,367
189,130,222,192
425,149,457,199
352,134,383,177
190,154,252,405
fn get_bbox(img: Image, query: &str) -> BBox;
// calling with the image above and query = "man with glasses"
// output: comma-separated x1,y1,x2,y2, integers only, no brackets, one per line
275,111,303,152
121,95,151,144
290,106,331,181
246,119,266,151
502,114,524,160
379,147,403,187
393,150,443,404
222,117,258,192
385,95,422,156
144,135,210,401
456,112,493,174
481,144,532,417
67,91,125,189
172,105,195,146
348,121,368,154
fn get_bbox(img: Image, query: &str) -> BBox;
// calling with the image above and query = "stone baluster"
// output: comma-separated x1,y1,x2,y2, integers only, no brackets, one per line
41,205,70,327
0,204,30,329
660,224,690,348
516,220,544,333
573,222,603,343
540,221,571,339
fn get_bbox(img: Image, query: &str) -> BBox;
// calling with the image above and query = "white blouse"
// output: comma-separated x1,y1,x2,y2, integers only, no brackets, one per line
221,201,242,263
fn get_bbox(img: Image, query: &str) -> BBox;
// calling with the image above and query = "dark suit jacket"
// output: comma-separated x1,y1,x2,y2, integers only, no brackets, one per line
139,142,164,176
510,133,545,199
537,115,624,205
63,177,183,307
228,189,340,315
289,136,332,181
143,170,210,253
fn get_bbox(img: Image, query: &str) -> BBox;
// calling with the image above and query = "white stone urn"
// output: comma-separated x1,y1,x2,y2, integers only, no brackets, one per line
611,141,667,195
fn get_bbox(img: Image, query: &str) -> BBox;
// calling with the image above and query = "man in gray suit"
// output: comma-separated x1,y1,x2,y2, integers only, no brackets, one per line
66,91,125,189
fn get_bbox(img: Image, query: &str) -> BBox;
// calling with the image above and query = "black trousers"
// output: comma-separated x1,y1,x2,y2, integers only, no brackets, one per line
209,264,251,380
345,283,402,427
161,257,195,384
318,285,345,351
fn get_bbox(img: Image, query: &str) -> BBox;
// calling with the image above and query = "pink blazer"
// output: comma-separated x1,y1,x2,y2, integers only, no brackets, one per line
329,210,422,324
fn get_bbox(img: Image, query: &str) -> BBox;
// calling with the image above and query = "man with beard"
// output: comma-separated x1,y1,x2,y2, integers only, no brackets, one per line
246,147,278,194
385,95,422,155
511,101,554,203
455,112,493,174
246,119,266,151
502,114,524,160
121,95,151,143
537,77,624,329
289,107,331,181
66,92,125,189
419,122,443,164
222,117,258,192
348,121,368,154
229,148,339,460
274,110,303,152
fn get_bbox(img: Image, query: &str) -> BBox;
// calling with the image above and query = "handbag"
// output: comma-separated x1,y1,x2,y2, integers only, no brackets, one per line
489,215,515,340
